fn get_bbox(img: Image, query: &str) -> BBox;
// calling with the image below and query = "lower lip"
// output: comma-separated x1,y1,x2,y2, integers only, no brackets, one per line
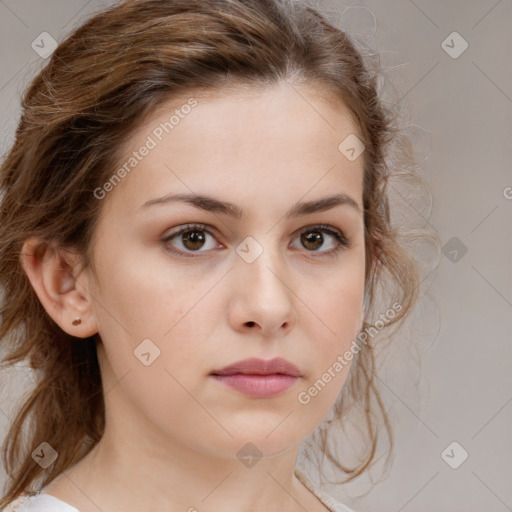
211,374,300,398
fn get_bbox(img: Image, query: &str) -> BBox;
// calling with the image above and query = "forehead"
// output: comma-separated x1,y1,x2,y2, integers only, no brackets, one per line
101,81,364,214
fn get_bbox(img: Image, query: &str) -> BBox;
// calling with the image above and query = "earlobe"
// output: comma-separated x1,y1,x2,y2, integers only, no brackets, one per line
19,237,98,338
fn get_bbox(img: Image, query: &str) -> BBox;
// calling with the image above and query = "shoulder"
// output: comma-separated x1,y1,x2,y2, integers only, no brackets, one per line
310,489,358,512
2,492,80,512
294,468,358,512
315,492,358,512
1,493,31,512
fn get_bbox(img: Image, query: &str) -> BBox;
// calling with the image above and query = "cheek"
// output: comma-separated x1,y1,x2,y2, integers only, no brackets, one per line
304,281,363,379
305,259,365,341
91,246,223,382
93,247,195,336
295,257,365,408
90,252,215,437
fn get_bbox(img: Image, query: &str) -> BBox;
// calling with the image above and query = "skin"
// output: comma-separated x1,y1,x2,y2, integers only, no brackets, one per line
21,81,367,512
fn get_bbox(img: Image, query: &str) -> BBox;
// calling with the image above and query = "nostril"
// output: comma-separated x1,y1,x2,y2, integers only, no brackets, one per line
246,321,255,327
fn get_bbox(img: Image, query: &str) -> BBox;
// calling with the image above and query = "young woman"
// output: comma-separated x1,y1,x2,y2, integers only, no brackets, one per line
0,1,427,510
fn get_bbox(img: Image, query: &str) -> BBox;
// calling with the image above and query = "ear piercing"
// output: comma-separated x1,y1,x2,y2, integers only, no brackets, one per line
72,318,82,326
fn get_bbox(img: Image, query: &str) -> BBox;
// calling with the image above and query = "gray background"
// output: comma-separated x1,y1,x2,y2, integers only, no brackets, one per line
0,1,511,511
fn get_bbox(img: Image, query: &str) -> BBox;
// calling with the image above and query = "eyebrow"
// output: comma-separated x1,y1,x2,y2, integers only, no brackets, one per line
139,192,362,218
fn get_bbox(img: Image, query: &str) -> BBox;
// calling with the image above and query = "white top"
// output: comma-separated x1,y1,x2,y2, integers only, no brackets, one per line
2,469,356,512
1,493,79,512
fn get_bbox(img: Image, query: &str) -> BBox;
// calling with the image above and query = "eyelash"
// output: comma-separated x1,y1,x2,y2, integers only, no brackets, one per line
161,223,351,259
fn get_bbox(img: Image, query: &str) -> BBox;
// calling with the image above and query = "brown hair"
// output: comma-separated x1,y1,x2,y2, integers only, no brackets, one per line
0,0,435,506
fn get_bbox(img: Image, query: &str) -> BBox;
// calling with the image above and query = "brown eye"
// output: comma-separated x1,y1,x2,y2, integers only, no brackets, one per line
291,224,350,256
181,229,206,250
162,223,221,256
300,230,324,251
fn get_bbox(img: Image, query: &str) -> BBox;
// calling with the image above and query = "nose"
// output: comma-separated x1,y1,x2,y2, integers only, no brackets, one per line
227,245,297,338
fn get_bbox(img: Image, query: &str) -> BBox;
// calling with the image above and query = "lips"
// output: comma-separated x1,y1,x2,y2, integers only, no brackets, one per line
210,357,302,398
210,357,302,377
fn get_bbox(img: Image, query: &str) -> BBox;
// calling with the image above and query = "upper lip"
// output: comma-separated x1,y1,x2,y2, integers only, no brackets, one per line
211,357,301,377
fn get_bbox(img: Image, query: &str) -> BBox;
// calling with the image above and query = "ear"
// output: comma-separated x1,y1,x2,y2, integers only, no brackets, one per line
19,237,98,338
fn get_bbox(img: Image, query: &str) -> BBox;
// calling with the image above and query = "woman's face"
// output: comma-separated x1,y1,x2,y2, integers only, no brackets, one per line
85,82,366,458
